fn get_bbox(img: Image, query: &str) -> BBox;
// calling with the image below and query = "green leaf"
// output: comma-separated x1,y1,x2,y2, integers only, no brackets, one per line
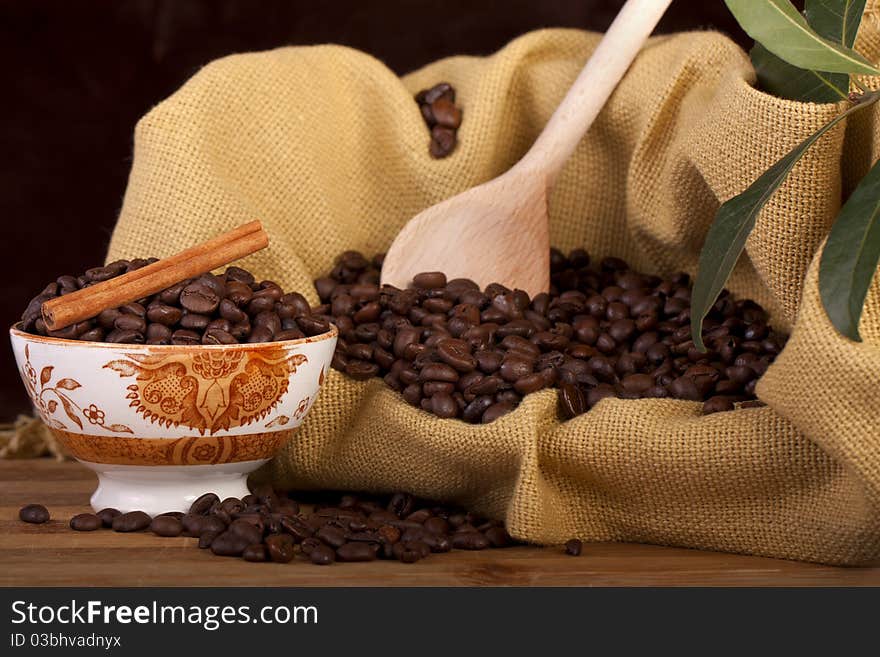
726,0,879,74
751,42,849,102
690,95,878,350
805,0,866,47
820,157,880,340
750,0,867,103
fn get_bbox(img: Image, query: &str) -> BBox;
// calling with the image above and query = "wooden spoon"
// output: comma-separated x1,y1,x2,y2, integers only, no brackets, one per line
381,0,672,297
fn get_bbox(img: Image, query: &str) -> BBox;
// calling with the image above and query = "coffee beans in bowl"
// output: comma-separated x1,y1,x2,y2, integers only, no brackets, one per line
314,249,786,422
11,261,337,516
20,261,330,345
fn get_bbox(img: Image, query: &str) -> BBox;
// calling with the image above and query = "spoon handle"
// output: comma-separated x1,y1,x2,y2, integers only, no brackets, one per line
515,0,672,184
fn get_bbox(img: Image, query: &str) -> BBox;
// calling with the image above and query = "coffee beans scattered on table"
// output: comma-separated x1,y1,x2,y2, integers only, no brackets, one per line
564,539,583,556
19,503,49,524
315,249,785,420
150,515,184,537
415,82,462,158
18,489,521,566
111,510,152,532
20,262,331,344
96,507,121,527
69,513,101,531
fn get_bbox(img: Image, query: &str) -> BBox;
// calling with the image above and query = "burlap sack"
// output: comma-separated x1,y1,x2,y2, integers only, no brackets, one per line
107,13,880,564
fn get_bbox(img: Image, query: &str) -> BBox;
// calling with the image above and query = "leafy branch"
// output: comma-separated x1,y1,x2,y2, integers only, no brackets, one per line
691,0,880,347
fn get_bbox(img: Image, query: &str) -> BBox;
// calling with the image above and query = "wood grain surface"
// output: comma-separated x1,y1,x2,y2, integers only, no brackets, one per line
1,459,877,587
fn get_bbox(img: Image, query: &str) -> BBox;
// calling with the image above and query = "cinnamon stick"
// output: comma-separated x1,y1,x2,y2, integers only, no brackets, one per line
42,221,269,331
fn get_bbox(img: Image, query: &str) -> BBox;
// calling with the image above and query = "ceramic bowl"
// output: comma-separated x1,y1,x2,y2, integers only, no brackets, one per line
10,324,337,515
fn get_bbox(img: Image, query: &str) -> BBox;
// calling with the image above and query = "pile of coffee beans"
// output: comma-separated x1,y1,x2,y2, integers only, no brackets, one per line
415,82,462,158
20,261,331,345
315,249,786,420
19,488,520,565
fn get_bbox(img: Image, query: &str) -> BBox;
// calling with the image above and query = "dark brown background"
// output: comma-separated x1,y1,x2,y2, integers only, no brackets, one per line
0,0,750,420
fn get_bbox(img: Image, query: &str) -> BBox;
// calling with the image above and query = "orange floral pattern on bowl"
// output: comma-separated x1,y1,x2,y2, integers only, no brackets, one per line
102,347,308,435
18,344,134,434
52,429,293,465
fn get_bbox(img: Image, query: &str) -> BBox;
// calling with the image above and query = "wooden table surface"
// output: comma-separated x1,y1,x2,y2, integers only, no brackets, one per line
1,459,878,587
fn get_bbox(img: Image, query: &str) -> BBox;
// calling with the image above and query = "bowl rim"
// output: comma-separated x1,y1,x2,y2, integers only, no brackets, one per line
9,321,338,351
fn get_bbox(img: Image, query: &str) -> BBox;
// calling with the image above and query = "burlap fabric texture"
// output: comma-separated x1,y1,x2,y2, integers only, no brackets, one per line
107,18,880,565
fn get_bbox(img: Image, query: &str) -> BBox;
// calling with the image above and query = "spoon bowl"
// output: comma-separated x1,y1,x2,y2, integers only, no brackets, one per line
381,169,550,297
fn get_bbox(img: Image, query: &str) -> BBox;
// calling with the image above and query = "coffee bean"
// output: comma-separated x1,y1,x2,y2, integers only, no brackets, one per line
222,266,253,285
297,315,331,336
171,329,201,345
316,524,347,548
211,530,251,557
189,492,219,515
203,328,237,345
243,543,269,562
265,534,295,563
587,384,616,408
112,511,151,532
388,492,415,518
106,329,144,344
151,515,183,537
703,395,736,414
621,373,654,395
431,97,462,129
513,372,547,395
346,359,380,380
564,538,583,556
499,356,533,383
96,508,121,528
115,313,146,333
451,531,490,550
337,541,378,562
68,513,101,531
310,544,336,565
485,526,513,547
181,513,204,536
394,543,423,563
420,362,459,383
429,127,456,158
146,323,171,344
195,530,217,549
558,382,586,419
85,266,116,282
180,281,220,314
146,303,183,325
229,519,263,545
668,376,701,401
77,326,105,342
19,504,50,524
413,272,447,289
482,401,515,423
436,338,477,372
430,392,459,418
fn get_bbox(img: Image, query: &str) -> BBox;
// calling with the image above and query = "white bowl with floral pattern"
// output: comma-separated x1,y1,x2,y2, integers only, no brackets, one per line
10,324,337,515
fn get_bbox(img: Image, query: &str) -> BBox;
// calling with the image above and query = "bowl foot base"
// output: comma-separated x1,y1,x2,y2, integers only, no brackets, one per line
78,459,269,516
